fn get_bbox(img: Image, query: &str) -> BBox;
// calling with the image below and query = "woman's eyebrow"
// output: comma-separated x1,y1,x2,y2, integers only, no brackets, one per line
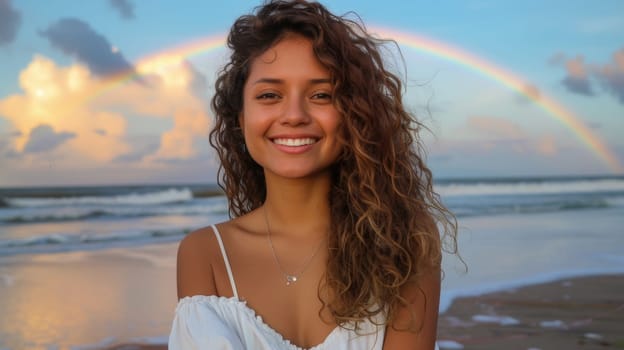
251,78,332,85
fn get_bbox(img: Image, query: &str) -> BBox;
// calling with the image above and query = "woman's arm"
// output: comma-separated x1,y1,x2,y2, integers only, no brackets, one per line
382,267,441,349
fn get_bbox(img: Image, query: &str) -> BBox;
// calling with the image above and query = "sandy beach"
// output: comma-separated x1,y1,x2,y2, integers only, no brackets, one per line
0,244,178,350
2,180,623,349
2,241,622,349
98,274,624,350
437,274,624,350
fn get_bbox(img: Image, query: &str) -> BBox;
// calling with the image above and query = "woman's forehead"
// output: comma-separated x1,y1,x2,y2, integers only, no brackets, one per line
247,35,330,81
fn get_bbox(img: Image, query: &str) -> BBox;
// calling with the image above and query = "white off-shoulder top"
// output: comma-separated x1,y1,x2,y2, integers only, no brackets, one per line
168,225,386,350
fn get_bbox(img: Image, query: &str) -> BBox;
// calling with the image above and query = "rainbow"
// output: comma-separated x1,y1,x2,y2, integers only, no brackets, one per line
93,28,623,173
92,34,227,100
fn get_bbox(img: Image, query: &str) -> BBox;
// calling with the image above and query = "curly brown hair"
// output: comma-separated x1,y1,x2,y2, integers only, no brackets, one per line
209,0,458,329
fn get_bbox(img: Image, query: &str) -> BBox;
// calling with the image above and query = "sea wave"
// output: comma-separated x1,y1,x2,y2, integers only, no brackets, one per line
436,178,624,197
450,196,613,217
0,228,189,256
0,200,228,224
3,188,194,208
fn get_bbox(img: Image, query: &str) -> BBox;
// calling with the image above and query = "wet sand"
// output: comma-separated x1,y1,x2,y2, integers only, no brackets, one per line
437,274,624,350
102,274,624,350
0,244,177,350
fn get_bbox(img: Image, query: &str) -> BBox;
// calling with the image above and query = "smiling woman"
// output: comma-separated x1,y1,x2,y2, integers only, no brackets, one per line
168,0,457,349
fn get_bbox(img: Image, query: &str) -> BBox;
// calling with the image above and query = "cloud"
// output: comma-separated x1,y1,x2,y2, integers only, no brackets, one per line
0,0,21,46
594,47,624,103
552,48,624,103
0,53,211,175
430,127,561,170
561,55,594,96
23,124,76,153
436,117,561,159
97,54,212,161
0,131,20,160
39,18,134,76
109,0,135,20
114,146,157,162
0,133,12,154
114,135,160,162
0,55,129,162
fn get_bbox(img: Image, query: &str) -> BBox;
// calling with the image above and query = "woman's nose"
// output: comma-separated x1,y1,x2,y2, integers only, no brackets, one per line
280,96,311,126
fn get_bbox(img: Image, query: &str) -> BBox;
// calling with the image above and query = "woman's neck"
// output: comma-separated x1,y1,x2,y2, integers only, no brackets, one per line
263,173,331,239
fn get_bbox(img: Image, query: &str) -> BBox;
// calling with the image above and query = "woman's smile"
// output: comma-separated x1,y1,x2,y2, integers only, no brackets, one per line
271,137,318,147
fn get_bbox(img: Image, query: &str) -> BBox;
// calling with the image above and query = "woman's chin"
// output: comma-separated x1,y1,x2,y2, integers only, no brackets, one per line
265,167,331,181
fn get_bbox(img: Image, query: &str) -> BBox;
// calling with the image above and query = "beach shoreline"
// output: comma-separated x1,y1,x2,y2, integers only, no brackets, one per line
97,273,624,350
0,244,179,350
2,182,622,349
437,273,624,349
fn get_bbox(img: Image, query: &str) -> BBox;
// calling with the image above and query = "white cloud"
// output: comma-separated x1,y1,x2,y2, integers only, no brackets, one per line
0,56,129,161
0,53,212,185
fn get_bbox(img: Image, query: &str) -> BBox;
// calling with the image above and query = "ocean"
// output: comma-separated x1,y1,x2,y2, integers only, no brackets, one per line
1,175,623,349
2,176,622,258
0,184,227,257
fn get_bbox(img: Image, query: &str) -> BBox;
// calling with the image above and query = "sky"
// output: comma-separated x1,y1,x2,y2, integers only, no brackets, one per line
0,0,623,187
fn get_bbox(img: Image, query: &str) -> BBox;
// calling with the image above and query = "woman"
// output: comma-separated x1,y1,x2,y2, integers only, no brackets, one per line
169,1,457,349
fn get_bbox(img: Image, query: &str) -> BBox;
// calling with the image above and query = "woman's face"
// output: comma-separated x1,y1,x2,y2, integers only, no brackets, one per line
240,34,342,180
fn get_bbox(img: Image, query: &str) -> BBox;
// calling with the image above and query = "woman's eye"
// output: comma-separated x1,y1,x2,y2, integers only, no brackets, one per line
311,92,332,100
256,92,280,100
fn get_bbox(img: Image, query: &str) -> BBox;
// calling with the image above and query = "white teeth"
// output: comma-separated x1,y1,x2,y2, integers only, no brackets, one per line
273,138,317,146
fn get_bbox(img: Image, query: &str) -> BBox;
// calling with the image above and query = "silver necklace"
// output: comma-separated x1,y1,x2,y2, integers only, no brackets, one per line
263,206,326,286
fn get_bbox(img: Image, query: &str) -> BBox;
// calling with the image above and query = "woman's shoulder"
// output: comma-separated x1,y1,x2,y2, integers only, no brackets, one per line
176,224,226,298
176,221,236,262
178,219,242,254
176,218,254,298
177,224,222,260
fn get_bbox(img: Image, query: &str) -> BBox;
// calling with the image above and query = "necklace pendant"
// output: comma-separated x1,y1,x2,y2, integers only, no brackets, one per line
286,275,297,285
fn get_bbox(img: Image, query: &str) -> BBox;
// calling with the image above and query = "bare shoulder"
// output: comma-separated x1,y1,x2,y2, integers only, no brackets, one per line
176,225,221,299
176,212,263,300
382,267,441,350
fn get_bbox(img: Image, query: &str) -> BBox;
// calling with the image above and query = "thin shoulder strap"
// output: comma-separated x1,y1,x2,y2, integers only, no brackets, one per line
211,224,239,300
